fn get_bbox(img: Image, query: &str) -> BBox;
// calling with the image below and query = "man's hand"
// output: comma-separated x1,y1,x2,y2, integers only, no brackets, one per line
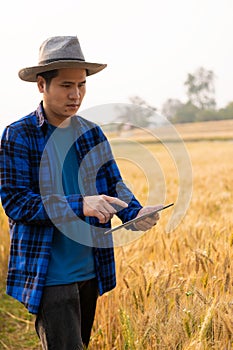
133,205,163,231
83,195,128,224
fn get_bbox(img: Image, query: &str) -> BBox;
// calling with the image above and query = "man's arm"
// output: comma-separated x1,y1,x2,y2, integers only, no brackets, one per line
0,125,84,225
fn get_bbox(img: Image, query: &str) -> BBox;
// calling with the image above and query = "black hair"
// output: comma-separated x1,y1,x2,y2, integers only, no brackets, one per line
36,70,59,90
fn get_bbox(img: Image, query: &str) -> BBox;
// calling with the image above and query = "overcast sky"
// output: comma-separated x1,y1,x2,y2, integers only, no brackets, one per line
1,0,233,131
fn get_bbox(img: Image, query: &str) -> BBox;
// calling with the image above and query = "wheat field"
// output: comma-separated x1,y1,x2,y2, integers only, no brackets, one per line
89,140,233,350
0,120,233,349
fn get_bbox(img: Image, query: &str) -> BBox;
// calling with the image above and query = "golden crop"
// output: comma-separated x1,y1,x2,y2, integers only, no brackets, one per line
90,122,233,349
0,120,233,349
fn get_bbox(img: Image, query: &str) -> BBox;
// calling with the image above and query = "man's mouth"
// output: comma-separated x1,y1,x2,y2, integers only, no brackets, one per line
67,104,79,108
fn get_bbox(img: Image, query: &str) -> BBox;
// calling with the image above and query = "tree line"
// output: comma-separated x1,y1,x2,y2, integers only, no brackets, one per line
109,66,232,131
161,67,233,123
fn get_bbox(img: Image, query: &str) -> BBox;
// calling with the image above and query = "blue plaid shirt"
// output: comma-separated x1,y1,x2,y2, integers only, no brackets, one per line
0,102,142,314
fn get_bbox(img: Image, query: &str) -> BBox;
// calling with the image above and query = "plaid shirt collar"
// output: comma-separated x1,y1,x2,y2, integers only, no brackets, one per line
36,101,46,128
35,101,82,136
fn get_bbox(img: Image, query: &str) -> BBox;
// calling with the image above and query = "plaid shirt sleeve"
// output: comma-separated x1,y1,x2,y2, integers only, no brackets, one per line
0,123,84,226
91,125,143,222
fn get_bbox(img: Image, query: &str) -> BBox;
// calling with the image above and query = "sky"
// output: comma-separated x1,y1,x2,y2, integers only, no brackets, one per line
1,0,233,131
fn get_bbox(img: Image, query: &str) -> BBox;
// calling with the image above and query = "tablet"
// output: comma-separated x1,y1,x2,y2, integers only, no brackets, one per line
104,203,174,235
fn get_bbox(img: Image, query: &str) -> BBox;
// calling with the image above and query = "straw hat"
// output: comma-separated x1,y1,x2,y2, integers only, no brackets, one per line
18,36,107,82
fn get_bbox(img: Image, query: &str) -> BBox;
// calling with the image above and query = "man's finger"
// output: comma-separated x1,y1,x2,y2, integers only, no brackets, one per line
103,195,128,209
96,211,109,224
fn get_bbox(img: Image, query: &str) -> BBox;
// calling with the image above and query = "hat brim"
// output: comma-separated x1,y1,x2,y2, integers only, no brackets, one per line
18,60,107,82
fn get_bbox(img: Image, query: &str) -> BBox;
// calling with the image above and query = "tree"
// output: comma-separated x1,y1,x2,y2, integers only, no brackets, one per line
115,96,157,130
218,101,233,120
172,102,199,123
184,67,216,110
196,109,220,122
161,98,184,121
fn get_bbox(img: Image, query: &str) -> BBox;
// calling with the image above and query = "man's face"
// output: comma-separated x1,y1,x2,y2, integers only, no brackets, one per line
37,68,87,126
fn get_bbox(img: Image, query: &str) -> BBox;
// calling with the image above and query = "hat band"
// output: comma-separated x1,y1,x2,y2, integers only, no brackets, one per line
39,57,85,65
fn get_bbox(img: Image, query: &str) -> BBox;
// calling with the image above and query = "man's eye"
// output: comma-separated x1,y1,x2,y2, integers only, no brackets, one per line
61,84,70,88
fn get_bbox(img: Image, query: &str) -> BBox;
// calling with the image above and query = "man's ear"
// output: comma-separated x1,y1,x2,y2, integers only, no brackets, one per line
37,76,46,93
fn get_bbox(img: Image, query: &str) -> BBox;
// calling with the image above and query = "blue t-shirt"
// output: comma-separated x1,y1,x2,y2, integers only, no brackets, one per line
45,122,96,286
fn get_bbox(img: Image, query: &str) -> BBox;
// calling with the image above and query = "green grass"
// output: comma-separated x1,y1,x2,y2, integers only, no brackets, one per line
0,283,40,350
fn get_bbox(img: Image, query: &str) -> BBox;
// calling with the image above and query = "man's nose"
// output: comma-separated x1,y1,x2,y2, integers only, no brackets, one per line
69,87,80,99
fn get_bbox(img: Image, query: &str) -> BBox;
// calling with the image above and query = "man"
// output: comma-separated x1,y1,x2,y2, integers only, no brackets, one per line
0,36,160,349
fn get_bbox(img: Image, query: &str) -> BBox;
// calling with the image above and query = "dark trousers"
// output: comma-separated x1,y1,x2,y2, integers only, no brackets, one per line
35,278,98,350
